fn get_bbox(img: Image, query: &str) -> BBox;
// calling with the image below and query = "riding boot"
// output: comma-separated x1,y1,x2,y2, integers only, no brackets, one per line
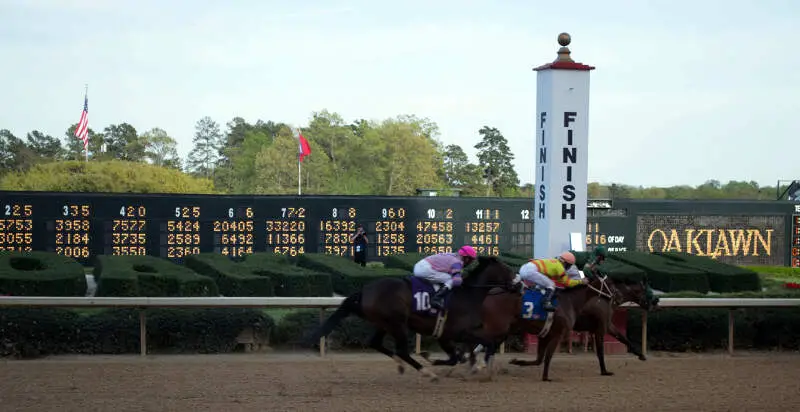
542,288,556,312
431,287,450,310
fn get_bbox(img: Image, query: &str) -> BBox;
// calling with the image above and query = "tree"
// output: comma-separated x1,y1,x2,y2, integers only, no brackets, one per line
252,129,334,195
474,126,519,197
0,129,42,173
373,118,444,195
0,160,215,193
25,130,64,161
102,123,146,162
140,127,181,169
187,116,223,178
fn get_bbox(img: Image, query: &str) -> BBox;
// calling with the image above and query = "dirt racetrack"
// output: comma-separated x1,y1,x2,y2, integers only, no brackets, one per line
2,351,800,411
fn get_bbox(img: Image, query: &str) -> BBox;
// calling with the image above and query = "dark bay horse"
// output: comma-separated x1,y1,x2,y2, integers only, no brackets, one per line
512,276,659,376
475,274,616,381
308,256,518,382
567,278,659,374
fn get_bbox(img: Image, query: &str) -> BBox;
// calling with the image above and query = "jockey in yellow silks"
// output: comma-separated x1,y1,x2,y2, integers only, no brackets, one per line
513,251,587,311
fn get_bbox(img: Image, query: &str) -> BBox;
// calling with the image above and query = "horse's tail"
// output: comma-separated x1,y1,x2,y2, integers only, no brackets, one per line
308,291,363,344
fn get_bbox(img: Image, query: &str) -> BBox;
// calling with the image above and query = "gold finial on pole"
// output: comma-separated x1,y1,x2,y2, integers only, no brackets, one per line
555,32,573,63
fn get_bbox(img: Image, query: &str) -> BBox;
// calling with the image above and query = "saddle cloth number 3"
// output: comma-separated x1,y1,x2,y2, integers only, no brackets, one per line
522,301,536,319
414,291,431,311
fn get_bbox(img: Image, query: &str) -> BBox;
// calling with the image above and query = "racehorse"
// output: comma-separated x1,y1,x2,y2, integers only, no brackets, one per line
307,256,519,382
509,275,659,376
451,273,616,381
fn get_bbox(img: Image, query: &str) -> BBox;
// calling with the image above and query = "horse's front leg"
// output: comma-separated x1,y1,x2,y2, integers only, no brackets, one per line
419,338,463,366
607,322,646,361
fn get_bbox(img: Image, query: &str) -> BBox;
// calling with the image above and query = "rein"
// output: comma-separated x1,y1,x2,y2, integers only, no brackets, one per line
587,275,616,302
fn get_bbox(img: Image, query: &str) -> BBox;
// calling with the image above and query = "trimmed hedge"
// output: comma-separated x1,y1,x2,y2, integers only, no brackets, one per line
0,308,273,358
0,251,86,296
383,253,425,271
298,253,408,296
654,252,761,293
184,253,275,297
607,251,710,293
93,255,218,297
184,252,335,297
626,291,800,351
240,253,332,297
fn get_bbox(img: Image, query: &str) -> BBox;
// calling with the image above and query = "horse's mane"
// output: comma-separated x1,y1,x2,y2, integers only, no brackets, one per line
463,256,510,285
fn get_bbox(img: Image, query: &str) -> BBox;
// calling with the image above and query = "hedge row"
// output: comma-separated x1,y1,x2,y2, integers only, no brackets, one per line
2,291,799,358
184,253,333,297
600,251,761,293
296,253,408,296
0,249,767,297
0,251,87,296
94,255,218,297
1,307,273,358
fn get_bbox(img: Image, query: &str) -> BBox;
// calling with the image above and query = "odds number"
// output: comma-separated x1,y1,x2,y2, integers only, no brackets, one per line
227,207,255,218
331,208,356,218
413,291,431,311
174,207,200,218
381,208,406,219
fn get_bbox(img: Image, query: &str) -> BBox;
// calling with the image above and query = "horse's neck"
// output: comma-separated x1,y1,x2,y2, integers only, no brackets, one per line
564,286,592,312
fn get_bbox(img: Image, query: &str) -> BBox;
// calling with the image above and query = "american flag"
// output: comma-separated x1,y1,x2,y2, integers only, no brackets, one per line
74,93,89,148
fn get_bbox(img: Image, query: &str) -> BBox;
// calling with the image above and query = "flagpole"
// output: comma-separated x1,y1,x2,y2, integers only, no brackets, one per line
84,84,89,163
297,127,302,196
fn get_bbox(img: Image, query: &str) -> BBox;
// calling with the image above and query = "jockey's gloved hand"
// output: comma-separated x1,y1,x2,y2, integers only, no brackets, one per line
452,274,463,287
513,274,522,284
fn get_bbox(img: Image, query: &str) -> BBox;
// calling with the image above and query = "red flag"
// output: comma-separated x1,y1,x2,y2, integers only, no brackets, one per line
297,131,311,162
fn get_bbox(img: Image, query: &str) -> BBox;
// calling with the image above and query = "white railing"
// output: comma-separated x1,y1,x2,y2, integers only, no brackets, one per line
1,297,799,357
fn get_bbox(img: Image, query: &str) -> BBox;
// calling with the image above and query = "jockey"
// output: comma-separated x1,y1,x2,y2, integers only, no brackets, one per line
514,251,587,312
583,245,607,277
412,245,478,310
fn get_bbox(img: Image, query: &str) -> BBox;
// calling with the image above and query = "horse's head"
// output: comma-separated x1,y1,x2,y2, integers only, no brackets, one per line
583,272,616,302
613,279,659,311
463,256,515,288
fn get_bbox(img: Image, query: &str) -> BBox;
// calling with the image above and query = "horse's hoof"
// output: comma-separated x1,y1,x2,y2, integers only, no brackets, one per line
419,351,430,360
531,360,542,366
542,377,551,382
638,355,647,361
601,371,614,376
420,367,438,381
397,365,405,374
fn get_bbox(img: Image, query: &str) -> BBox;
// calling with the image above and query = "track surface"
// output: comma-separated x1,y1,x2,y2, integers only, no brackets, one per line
2,351,800,411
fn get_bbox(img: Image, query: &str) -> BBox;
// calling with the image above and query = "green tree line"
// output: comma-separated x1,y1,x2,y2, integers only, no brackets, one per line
0,110,786,199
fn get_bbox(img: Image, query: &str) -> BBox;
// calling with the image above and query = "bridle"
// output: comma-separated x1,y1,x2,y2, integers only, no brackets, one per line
584,265,617,303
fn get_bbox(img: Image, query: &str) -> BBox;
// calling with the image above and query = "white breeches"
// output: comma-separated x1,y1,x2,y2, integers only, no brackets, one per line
517,262,555,290
413,259,454,289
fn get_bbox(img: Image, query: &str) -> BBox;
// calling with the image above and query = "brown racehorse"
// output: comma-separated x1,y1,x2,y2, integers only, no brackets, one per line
470,274,616,381
308,256,519,382
510,274,659,376
566,278,660,374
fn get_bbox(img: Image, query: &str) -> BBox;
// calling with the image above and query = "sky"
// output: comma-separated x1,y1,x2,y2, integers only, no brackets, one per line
0,0,798,188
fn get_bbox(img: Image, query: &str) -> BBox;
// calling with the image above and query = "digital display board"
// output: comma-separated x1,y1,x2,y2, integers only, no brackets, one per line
3,191,794,267
0,192,541,265
635,214,787,266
